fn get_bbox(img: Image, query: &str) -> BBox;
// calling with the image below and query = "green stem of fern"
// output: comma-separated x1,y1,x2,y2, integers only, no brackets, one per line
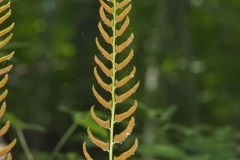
109,0,117,160
16,128,34,160
49,123,78,159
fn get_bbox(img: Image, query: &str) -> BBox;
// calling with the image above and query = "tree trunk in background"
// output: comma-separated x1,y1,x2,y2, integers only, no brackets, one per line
142,0,200,159
142,0,167,159
164,0,201,124
142,65,159,160
174,0,201,123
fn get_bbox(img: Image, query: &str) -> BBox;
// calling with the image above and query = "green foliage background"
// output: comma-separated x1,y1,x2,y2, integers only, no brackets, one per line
4,0,240,159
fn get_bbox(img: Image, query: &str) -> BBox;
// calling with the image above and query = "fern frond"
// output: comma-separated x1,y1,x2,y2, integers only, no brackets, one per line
0,1,10,13
116,33,134,54
116,49,134,71
116,82,140,104
114,117,135,144
94,67,112,92
100,6,113,27
84,0,138,159
0,90,8,102
0,34,13,48
0,52,14,63
91,106,110,129
115,101,138,123
0,102,6,119
0,0,16,158
0,75,8,89
99,0,114,14
96,38,112,61
0,65,13,75
0,139,16,157
116,66,136,88
114,139,138,160
98,22,113,44
0,9,11,24
95,55,112,77
116,17,129,37
0,120,10,136
7,154,12,160
116,4,132,22
83,142,93,160
0,23,14,37
116,0,131,9
92,85,112,109
87,128,109,151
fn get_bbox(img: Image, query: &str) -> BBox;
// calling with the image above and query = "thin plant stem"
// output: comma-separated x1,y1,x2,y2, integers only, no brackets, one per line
109,0,117,160
49,123,78,160
16,128,34,160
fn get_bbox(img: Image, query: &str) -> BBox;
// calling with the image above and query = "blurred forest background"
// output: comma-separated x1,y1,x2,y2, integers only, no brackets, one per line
3,0,240,159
